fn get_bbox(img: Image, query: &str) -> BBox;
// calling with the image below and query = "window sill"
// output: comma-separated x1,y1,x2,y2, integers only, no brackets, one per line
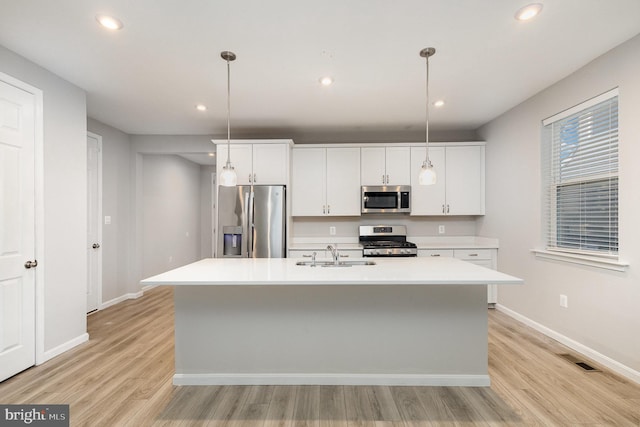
531,249,629,272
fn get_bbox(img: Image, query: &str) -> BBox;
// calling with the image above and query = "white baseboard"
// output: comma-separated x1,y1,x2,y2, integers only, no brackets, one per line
173,373,491,387
497,304,640,385
39,333,89,365
100,291,144,310
141,284,156,292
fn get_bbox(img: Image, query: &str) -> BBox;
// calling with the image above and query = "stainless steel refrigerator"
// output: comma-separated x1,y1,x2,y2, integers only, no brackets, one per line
217,185,286,258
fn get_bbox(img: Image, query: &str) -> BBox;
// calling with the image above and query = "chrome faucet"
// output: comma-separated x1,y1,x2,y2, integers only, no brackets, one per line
327,244,339,264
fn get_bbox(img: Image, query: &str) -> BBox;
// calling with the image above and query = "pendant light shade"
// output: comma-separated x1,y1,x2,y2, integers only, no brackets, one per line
219,165,237,186
220,50,237,187
418,47,436,186
418,163,437,185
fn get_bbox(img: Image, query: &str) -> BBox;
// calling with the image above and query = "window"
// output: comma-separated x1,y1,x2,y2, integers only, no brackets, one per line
541,89,618,257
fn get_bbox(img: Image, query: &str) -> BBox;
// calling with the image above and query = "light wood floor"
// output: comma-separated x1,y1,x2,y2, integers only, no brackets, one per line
1,286,639,426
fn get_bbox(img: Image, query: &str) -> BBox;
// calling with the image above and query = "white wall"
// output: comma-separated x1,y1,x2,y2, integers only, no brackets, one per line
477,34,640,376
130,135,214,286
86,118,134,302
0,44,88,355
141,155,202,278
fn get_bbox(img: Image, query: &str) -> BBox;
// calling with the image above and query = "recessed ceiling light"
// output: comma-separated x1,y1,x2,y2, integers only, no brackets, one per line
515,3,543,21
96,14,124,30
319,77,333,86
433,100,445,108
195,104,207,111
208,153,215,157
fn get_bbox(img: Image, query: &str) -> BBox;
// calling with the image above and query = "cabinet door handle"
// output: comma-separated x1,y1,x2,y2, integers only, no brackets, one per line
442,204,445,214
323,205,326,214
253,173,257,182
327,205,331,214
248,174,252,183
339,254,350,258
302,254,312,258
468,253,478,257
446,204,450,214
430,254,440,257
382,174,385,184
386,175,389,184
24,260,38,269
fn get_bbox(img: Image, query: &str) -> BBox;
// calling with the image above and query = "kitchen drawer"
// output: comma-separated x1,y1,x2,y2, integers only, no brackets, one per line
417,249,454,258
453,249,492,260
288,249,327,258
289,249,363,259
335,249,363,259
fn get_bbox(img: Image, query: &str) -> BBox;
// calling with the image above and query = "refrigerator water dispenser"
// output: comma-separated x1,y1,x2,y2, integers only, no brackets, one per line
222,226,243,256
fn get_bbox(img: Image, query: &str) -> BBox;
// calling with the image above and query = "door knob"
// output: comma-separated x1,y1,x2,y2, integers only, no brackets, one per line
24,260,38,269
92,243,100,249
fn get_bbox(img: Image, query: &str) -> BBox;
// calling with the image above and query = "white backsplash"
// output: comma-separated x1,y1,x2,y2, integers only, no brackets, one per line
292,216,478,239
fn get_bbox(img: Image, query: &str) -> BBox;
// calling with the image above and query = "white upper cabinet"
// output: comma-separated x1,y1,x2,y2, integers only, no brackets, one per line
410,144,485,215
361,146,410,185
291,147,326,216
326,147,361,216
252,143,289,184
410,146,446,215
444,146,485,215
217,144,253,185
360,147,386,185
292,147,361,216
216,142,289,185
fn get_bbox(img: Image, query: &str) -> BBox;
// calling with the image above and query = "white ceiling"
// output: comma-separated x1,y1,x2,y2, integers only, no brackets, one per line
1,0,639,141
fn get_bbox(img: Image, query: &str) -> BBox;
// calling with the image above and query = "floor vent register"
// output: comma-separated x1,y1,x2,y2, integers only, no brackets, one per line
558,353,601,372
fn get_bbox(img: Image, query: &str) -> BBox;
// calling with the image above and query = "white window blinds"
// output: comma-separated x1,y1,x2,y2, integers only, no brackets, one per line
541,89,618,256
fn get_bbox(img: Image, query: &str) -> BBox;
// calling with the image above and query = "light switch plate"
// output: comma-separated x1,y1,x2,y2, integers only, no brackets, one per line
104,216,111,225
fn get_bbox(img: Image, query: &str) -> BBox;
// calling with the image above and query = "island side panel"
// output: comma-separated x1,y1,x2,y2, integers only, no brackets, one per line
173,284,488,386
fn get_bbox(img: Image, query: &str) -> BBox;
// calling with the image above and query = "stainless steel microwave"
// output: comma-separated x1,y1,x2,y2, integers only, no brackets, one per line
361,185,411,214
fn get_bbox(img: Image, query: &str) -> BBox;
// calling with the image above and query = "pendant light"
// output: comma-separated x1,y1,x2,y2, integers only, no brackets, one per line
418,47,437,186
219,50,237,187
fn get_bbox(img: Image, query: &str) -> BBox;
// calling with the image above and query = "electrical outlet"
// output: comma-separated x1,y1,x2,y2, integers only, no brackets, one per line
104,215,111,225
438,225,445,234
329,226,336,235
560,294,568,308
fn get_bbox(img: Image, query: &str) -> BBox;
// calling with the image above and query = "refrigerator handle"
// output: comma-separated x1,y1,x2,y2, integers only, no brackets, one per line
247,190,255,258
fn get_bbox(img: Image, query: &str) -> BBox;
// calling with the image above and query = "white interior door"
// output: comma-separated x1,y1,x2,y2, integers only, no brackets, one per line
0,79,36,382
86,133,102,313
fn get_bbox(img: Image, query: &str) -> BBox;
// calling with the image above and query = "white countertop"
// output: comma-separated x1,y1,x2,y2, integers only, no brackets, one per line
141,257,522,286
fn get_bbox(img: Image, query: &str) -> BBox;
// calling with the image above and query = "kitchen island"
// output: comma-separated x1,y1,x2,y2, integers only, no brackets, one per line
141,257,522,386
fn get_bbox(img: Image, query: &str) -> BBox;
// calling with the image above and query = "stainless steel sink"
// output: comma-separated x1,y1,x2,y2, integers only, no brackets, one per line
295,260,376,267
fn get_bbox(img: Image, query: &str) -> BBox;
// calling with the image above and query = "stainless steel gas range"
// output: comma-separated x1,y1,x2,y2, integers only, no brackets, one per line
359,225,417,257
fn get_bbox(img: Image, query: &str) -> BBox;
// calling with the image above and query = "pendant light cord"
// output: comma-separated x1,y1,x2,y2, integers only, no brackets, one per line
226,56,231,166
425,51,430,165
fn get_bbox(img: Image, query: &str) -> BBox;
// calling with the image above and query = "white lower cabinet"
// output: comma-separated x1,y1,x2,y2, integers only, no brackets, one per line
418,248,498,306
335,249,363,259
288,248,363,259
289,249,327,259
417,249,454,258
